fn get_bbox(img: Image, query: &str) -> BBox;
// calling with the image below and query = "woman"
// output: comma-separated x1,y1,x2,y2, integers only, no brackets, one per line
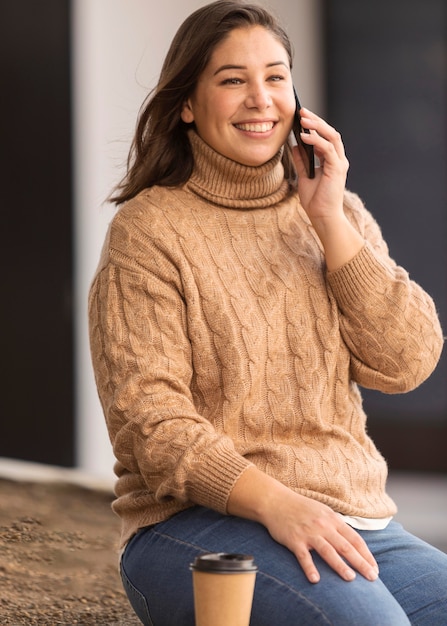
89,2,447,624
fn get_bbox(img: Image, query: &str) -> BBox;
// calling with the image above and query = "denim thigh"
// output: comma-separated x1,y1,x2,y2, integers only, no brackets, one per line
358,521,447,626
120,507,447,626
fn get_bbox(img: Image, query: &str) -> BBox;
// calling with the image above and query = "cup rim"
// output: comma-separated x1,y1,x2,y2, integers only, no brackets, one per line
190,552,258,573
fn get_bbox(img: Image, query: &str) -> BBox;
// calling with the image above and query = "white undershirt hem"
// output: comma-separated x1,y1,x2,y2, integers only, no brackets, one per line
339,513,393,530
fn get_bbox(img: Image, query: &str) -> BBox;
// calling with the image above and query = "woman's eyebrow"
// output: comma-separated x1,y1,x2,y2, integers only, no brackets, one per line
213,61,289,76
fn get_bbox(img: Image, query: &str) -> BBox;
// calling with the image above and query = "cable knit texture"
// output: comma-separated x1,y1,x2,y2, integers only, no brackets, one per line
89,131,443,547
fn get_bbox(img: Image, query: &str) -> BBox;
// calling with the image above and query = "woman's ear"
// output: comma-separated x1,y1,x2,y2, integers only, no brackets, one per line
180,99,195,124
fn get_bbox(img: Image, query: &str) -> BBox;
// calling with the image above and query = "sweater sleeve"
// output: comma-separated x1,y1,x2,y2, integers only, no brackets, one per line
326,191,444,393
88,210,252,514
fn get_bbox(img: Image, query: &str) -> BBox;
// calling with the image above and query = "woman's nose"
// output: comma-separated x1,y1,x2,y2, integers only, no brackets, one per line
245,84,272,110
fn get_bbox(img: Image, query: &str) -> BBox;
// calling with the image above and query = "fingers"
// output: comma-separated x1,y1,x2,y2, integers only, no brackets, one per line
298,108,348,169
320,531,379,582
290,516,379,584
302,526,379,585
296,542,379,585
299,108,341,144
306,538,358,583
293,546,321,584
293,541,358,584
340,528,380,580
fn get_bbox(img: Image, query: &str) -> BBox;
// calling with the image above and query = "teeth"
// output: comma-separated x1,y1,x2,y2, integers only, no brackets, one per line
235,122,274,133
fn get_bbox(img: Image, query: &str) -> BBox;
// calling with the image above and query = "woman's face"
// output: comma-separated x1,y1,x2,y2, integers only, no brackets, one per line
181,26,295,167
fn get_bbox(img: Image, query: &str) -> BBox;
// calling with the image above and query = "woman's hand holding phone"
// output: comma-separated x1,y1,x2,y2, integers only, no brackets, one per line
292,107,365,271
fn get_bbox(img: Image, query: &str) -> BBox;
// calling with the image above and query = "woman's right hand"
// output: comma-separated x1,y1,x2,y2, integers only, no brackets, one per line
227,466,379,584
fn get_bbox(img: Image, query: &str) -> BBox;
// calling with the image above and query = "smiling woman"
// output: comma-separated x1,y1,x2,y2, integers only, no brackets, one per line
88,2,447,625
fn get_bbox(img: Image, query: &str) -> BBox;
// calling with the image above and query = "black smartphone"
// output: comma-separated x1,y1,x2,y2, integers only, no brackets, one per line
292,86,315,179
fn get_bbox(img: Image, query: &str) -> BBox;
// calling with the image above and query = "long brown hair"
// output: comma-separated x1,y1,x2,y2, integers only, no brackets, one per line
110,1,296,205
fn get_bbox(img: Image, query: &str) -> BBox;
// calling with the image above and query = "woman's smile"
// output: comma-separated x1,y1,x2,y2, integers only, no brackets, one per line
234,120,276,133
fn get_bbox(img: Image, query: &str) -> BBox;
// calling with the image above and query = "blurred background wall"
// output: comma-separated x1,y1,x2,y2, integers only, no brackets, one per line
324,0,447,471
0,1,74,466
0,0,445,479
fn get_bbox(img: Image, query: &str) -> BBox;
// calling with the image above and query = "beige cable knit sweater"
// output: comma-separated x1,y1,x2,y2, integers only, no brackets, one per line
89,131,443,547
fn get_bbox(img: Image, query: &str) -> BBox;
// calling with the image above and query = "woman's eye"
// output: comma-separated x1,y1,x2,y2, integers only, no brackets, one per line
269,75,285,82
221,77,243,85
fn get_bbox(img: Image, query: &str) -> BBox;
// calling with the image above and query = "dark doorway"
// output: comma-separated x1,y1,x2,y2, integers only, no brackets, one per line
0,1,74,465
324,0,447,471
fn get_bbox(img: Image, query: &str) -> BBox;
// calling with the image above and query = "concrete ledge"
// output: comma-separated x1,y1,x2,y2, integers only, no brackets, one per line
0,457,114,493
387,471,447,553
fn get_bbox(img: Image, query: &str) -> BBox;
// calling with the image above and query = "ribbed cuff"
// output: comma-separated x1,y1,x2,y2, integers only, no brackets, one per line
188,439,254,514
327,243,391,307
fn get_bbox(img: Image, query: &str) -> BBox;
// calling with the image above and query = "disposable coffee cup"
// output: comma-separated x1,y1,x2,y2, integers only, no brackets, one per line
190,553,257,626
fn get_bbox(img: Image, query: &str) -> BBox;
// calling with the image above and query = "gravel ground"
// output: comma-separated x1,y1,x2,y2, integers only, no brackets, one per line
0,478,139,625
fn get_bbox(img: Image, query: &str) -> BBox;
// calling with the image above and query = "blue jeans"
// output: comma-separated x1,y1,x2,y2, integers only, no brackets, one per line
120,506,447,625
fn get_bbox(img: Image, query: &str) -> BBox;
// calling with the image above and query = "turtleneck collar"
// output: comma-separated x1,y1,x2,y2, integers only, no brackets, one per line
184,129,290,209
